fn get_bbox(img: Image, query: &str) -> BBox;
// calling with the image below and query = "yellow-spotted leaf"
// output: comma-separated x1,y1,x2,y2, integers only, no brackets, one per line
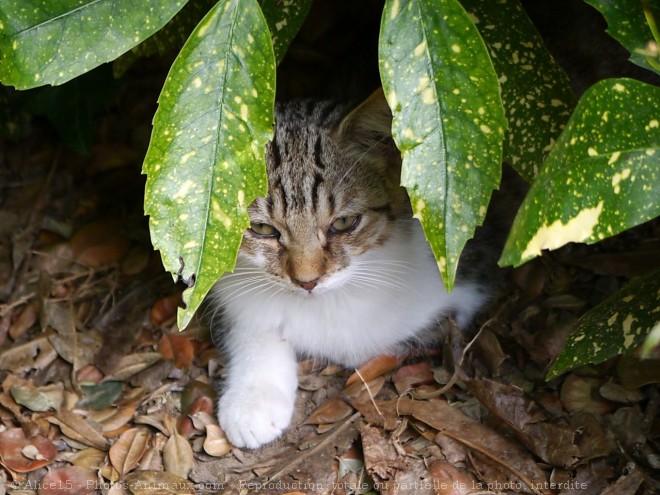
547,268,660,379
260,0,313,64
143,0,275,329
461,0,574,180
113,0,217,77
584,0,660,76
379,0,506,290
501,78,660,267
0,0,188,89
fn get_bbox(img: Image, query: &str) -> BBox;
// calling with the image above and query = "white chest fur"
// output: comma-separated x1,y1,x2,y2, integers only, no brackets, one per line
215,218,487,367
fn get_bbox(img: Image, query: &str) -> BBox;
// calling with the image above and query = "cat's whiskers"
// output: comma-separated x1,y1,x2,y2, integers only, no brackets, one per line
353,259,413,269
221,280,276,306
214,276,264,295
214,280,270,303
218,270,266,280
350,267,412,287
344,279,392,297
265,285,287,305
349,268,424,299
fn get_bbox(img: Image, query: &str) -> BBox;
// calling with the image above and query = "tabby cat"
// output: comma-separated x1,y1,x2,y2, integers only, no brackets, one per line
211,90,511,448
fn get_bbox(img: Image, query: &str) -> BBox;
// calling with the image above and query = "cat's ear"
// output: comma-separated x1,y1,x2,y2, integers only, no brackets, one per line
337,88,393,143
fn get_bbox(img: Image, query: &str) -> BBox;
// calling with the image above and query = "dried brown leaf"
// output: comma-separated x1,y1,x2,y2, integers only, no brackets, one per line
616,354,660,388
569,412,613,461
189,411,215,431
474,329,507,375
346,354,402,386
67,447,107,470
106,352,162,381
150,293,183,326
120,245,151,275
89,403,138,433
38,466,97,495
510,260,546,300
609,407,647,450
47,409,109,450
469,379,581,467
9,300,39,340
76,364,105,384
108,482,130,495
71,221,131,268
389,457,435,495
469,450,536,495
157,333,194,369
434,433,468,465
180,380,216,416
48,329,103,370
560,374,613,415
163,428,194,479
109,427,151,477
0,428,56,473
44,301,103,372
360,423,399,480
398,399,551,495
566,249,660,277
350,397,400,431
598,382,646,404
304,395,354,425
557,458,612,495
133,413,169,436
203,424,232,457
34,241,74,275
342,375,385,402
428,460,477,495
124,470,195,495
391,362,435,394
600,467,644,495
176,415,198,439
0,334,57,373
137,437,165,471
262,412,361,485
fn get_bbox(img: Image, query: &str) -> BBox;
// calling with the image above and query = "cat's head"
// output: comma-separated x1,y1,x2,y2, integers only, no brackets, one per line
240,89,408,293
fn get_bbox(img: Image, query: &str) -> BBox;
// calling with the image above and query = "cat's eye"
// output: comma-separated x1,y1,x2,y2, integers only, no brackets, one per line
250,222,279,237
329,215,361,234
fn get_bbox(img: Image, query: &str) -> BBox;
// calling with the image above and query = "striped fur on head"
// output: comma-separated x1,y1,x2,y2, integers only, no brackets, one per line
241,90,406,291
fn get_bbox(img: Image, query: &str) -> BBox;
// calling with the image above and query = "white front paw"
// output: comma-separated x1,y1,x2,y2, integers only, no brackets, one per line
218,384,295,449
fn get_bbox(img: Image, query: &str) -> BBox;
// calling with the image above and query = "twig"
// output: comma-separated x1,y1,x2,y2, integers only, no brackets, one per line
264,412,361,482
355,368,384,420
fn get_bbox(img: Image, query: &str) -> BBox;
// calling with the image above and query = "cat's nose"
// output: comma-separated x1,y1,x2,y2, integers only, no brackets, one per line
295,278,319,291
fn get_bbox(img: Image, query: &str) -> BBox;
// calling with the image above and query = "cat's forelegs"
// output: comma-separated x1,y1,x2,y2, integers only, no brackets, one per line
217,327,298,449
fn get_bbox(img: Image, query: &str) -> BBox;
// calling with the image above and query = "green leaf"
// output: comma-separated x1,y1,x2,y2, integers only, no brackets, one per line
584,0,660,76
113,0,217,78
547,268,660,379
0,0,188,89
501,78,660,267
379,0,506,290
260,0,313,64
460,0,574,181
143,0,275,330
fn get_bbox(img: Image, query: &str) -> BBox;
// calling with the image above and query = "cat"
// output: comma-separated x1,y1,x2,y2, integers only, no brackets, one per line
210,90,514,449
